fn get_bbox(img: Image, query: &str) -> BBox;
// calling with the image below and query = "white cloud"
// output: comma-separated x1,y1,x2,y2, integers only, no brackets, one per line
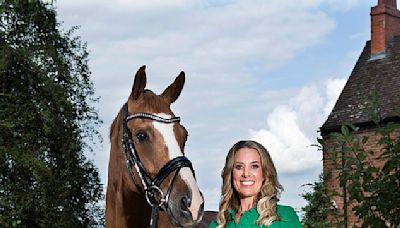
324,0,363,12
324,78,347,115
249,78,346,174
58,0,335,76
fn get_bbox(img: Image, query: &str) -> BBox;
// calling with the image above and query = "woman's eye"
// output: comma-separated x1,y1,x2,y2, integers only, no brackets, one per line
252,164,259,169
234,165,243,170
135,131,149,142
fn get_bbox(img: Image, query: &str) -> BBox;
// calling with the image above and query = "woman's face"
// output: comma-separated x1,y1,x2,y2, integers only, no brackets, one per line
232,147,264,202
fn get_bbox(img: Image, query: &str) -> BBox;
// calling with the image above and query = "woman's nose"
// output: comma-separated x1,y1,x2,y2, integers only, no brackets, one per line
242,166,249,177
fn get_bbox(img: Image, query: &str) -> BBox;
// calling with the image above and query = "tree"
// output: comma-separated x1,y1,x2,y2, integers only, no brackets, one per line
301,173,333,228
0,0,104,227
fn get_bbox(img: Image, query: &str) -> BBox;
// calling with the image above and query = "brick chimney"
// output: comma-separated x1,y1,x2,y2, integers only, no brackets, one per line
370,0,400,55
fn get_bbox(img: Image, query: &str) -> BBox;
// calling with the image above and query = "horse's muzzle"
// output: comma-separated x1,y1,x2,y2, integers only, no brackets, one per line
168,191,205,227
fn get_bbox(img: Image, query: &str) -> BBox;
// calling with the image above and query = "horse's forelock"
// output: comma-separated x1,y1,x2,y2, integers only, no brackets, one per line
137,90,173,114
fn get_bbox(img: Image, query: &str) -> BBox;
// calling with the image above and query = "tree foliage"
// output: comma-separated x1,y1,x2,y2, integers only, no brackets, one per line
301,173,333,228
0,0,104,227
330,121,400,227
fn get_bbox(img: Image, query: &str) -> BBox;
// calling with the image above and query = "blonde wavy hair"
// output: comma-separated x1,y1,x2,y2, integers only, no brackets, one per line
216,140,283,227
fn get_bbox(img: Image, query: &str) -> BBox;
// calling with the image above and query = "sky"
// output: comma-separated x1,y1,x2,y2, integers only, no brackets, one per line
55,0,388,216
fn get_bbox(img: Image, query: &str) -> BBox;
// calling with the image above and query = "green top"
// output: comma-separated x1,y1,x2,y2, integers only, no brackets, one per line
209,204,302,228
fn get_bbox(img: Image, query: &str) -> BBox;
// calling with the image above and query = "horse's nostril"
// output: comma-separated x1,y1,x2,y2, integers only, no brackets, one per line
180,195,191,211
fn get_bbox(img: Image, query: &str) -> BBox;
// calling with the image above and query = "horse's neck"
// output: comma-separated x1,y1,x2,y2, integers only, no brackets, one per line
107,156,152,227
120,190,174,228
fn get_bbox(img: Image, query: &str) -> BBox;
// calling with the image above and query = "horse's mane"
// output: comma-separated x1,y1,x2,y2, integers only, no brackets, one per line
109,110,121,141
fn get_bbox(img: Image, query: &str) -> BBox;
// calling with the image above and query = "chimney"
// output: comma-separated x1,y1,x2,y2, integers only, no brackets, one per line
370,0,400,55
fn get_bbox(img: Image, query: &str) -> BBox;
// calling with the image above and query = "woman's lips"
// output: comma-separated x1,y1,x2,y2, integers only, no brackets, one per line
240,181,255,186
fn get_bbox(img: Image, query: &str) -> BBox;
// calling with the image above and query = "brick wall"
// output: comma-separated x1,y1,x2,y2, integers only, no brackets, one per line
323,127,399,227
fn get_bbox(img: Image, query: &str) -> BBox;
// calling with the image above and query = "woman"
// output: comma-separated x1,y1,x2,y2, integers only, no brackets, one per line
210,140,301,227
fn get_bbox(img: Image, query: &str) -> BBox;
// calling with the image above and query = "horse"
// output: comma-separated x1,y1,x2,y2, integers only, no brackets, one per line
106,66,204,227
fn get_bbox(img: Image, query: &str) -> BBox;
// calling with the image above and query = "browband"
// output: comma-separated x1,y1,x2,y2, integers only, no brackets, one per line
125,112,180,124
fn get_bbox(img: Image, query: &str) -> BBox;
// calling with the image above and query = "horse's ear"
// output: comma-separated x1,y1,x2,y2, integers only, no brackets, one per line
161,71,185,104
130,65,147,100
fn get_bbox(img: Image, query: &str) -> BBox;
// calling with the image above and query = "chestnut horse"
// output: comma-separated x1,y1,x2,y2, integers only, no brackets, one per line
106,66,204,227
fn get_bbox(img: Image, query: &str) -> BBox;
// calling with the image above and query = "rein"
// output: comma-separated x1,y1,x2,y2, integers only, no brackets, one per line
121,103,195,228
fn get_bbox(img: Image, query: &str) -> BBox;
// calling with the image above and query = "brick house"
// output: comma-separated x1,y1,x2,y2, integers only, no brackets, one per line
320,0,400,226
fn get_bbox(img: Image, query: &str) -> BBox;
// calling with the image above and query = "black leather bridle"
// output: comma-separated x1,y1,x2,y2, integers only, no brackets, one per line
122,103,195,228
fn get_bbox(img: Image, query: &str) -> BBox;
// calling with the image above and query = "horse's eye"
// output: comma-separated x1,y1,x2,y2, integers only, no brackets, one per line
135,131,149,142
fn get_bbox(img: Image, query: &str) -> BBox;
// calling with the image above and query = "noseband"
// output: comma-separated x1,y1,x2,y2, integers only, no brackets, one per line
121,103,195,228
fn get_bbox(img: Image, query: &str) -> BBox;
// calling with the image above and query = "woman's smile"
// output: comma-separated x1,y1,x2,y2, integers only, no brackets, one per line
240,180,255,186
232,148,264,202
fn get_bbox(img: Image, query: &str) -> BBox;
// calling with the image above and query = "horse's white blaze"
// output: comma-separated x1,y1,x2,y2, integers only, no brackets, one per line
153,113,203,220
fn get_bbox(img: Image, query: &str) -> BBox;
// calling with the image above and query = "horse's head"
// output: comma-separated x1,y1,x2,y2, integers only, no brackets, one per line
118,66,204,227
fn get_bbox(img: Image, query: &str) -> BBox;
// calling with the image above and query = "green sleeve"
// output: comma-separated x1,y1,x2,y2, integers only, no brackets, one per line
209,219,218,228
279,206,302,227
287,207,301,227
271,205,301,227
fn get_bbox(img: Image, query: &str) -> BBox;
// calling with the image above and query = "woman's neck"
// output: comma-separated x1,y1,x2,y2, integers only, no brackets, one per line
239,197,255,212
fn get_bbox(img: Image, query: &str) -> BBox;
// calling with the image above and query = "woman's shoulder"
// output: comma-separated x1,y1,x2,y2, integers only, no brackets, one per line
274,204,302,227
277,204,296,213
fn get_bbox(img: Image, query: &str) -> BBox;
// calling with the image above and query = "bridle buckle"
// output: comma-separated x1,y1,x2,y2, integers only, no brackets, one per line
145,185,166,207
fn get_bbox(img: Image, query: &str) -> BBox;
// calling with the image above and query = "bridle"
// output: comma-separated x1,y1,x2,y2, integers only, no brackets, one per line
121,103,195,228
